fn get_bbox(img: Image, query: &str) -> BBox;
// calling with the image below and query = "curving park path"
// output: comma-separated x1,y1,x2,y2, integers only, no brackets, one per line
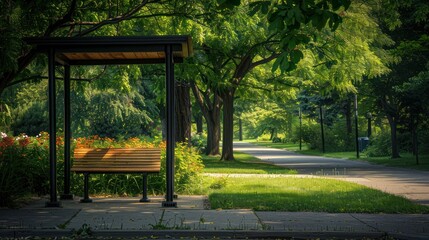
234,142,429,206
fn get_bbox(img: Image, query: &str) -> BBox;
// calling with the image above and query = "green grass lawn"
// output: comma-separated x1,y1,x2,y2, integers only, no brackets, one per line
206,176,429,213
246,139,310,151
250,140,429,171
199,147,429,213
202,151,297,174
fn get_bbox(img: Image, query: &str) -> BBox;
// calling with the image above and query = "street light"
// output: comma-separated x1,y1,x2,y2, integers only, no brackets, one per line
299,107,302,150
366,112,372,138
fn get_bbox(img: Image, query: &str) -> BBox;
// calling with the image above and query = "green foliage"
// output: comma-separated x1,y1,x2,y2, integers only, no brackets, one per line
191,132,207,152
241,102,291,139
12,101,48,136
0,133,204,206
250,0,351,72
87,89,153,138
209,176,228,190
0,133,49,207
73,139,204,196
299,120,356,152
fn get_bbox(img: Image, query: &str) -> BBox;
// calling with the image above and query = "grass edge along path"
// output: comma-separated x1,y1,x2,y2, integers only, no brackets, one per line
202,151,297,174
200,149,429,213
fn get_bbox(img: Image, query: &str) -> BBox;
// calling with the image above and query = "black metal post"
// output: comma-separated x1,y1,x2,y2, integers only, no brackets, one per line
80,173,92,203
162,44,177,207
238,118,243,141
319,105,325,153
413,114,419,165
140,173,150,202
366,112,372,138
46,48,61,207
299,107,302,151
354,94,359,159
61,64,73,200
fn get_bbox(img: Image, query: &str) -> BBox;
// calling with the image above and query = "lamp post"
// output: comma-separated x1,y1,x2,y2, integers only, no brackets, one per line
299,107,302,151
319,105,325,153
366,112,372,138
354,94,359,159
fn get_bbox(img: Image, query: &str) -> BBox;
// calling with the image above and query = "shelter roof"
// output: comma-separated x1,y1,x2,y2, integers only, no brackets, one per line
25,36,193,65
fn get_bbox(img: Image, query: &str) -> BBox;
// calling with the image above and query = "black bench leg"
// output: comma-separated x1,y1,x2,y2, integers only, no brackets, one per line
80,173,92,203
140,173,150,202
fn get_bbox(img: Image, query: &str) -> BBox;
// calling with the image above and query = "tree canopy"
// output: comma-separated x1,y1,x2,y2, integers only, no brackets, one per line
1,0,428,162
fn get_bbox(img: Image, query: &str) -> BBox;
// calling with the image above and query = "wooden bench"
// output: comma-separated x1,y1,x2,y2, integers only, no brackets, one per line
72,148,161,203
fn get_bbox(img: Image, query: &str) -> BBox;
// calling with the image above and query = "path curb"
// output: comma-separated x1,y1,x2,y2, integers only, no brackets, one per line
0,229,391,239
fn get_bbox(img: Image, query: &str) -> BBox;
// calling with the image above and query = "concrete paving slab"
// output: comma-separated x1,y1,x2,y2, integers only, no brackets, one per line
164,209,261,230
2,195,429,239
255,212,376,232
256,211,429,239
67,206,260,230
350,213,429,235
0,208,79,229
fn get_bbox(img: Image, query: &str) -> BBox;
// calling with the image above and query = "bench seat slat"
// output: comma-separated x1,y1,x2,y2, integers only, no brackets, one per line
72,168,160,173
74,157,161,161
74,159,160,162
72,148,162,173
74,159,159,165
72,147,161,203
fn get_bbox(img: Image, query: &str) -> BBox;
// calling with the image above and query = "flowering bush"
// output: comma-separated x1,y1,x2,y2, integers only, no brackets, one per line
0,132,49,207
73,136,204,196
0,132,204,207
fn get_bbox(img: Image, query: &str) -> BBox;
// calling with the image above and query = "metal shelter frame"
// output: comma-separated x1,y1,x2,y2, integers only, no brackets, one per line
25,36,193,208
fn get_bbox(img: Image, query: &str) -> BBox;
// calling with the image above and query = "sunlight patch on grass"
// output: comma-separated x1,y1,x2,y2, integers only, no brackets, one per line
207,177,429,213
202,152,297,174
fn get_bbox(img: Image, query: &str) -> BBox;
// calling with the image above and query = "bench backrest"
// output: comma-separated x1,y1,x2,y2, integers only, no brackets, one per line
72,148,161,173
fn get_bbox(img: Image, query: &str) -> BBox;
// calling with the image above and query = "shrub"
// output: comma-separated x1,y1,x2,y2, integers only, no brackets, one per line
0,133,204,207
364,131,391,157
73,136,204,196
191,132,207,152
297,121,357,152
0,133,50,207
272,137,282,143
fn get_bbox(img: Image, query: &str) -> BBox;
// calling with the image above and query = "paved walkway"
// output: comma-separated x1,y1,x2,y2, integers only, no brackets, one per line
1,196,429,239
234,142,429,206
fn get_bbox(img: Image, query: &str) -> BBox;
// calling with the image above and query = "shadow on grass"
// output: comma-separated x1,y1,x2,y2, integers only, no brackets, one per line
207,177,429,214
202,152,297,174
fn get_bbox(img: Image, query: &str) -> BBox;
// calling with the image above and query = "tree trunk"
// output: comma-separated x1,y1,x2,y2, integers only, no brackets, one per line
191,82,222,155
221,90,234,161
194,113,203,134
206,116,221,155
386,115,401,158
175,82,191,145
269,128,275,140
238,117,243,141
411,113,419,164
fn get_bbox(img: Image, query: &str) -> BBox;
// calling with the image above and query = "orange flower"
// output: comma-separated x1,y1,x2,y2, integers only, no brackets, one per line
56,136,64,146
1,136,15,147
18,138,30,147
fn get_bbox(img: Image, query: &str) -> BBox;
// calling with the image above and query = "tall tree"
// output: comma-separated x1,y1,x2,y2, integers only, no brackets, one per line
219,0,353,160
367,0,429,158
